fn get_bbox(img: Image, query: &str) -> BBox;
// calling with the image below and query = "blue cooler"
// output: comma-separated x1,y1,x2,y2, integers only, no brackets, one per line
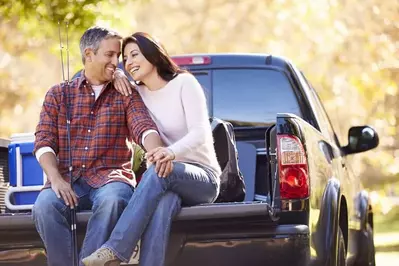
5,133,46,211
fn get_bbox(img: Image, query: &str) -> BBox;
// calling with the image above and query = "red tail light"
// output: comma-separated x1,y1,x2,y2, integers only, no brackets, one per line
277,135,309,199
172,56,211,66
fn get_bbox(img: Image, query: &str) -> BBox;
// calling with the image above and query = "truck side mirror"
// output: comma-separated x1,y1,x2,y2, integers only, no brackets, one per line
343,126,379,155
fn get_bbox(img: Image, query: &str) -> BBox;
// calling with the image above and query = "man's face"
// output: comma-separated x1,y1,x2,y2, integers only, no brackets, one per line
86,37,121,83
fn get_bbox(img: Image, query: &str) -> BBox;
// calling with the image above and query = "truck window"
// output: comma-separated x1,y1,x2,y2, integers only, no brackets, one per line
300,72,342,146
192,72,212,115
211,69,302,127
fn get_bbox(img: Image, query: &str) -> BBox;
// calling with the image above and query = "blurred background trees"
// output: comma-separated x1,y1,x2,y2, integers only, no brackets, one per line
0,0,397,190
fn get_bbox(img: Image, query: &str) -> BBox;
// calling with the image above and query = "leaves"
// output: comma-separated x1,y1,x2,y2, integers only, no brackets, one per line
0,0,397,188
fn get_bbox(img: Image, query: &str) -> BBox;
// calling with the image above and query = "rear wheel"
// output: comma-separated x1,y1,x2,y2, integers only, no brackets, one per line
337,227,347,266
354,224,376,266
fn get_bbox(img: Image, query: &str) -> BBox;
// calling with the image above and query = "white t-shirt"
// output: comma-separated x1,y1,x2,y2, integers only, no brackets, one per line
91,84,104,100
136,73,222,178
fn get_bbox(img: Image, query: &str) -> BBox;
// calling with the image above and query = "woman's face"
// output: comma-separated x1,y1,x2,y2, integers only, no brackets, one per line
123,42,155,82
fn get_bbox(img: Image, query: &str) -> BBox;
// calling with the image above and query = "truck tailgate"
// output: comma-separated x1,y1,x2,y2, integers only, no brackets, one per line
0,201,274,244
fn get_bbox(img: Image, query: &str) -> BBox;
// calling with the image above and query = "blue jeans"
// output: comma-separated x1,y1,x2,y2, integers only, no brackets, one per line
103,162,219,266
32,178,133,266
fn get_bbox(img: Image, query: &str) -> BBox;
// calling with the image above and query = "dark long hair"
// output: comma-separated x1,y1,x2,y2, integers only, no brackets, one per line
122,32,185,83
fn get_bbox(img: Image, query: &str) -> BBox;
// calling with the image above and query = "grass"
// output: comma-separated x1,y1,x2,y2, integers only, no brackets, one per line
374,206,399,234
373,206,399,253
376,252,399,266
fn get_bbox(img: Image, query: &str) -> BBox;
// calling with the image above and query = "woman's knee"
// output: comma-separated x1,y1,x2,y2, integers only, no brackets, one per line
142,165,167,185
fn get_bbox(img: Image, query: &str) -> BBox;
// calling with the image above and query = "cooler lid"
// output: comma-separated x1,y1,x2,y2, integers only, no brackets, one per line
0,138,10,149
10,133,35,143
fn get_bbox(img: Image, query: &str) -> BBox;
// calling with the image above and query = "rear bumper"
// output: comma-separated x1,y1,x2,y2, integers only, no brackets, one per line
0,220,311,266
172,224,310,266
0,203,312,266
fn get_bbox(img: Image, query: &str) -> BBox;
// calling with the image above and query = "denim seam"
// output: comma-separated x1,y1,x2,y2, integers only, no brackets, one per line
102,243,130,263
60,204,68,214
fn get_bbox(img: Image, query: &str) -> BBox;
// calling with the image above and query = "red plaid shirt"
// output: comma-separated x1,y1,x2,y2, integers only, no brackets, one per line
34,72,158,188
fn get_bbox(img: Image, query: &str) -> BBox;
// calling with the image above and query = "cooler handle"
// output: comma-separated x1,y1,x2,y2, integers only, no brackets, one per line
4,186,43,211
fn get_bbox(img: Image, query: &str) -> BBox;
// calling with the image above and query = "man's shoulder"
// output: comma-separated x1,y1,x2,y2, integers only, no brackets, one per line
47,79,79,94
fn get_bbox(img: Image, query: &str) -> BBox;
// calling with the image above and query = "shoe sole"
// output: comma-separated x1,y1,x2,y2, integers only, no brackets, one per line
82,260,120,266
105,261,120,266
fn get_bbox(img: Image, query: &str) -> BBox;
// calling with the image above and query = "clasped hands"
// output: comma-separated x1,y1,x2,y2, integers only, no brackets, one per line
145,147,175,178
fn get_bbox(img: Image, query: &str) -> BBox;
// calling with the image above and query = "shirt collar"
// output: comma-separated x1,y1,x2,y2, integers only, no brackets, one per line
77,69,113,90
77,70,88,89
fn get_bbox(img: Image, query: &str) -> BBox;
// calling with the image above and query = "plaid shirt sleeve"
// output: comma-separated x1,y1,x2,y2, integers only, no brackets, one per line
125,88,158,146
33,85,61,155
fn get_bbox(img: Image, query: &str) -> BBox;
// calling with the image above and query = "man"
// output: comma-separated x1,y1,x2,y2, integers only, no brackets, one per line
32,26,163,266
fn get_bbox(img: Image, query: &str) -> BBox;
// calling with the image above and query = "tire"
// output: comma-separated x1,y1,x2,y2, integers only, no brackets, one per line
354,224,376,266
337,227,347,266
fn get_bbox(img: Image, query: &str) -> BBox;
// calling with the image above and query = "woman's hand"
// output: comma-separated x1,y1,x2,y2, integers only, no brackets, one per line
156,160,174,178
113,69,133,96
146,147,176,177
146,147,175,163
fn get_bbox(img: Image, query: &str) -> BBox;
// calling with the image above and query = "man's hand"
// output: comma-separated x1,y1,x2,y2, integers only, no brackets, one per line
51,178,78,208
146,147,175,177
37,152,78,208
113,69,133,96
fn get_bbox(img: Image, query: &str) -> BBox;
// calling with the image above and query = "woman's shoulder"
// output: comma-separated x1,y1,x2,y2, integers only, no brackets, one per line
176,71,194,79
135,83,147,93
175,72,198,85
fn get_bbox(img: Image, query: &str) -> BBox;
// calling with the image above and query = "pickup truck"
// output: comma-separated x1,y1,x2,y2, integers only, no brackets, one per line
0,53,378,266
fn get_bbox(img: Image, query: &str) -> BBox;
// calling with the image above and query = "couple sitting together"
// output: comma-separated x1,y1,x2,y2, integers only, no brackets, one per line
32,26,221,266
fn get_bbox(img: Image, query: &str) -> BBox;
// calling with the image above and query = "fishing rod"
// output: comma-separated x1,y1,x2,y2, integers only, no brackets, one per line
58,21,79,266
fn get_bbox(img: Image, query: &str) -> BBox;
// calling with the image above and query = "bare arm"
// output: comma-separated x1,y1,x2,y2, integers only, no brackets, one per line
143,131,164,152
38,152,78,207
38,152,62,183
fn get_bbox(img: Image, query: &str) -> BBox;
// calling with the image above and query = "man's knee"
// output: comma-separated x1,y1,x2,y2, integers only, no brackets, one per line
32,188,66,220
93,182,133,212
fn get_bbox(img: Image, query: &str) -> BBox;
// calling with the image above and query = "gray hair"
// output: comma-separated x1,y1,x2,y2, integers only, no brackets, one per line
79,26,122,64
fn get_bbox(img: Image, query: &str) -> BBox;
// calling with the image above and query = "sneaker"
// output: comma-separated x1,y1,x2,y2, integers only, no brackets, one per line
82,247,121,266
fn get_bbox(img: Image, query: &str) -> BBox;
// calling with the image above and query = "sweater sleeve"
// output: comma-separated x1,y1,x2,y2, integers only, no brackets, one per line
168,74,211,159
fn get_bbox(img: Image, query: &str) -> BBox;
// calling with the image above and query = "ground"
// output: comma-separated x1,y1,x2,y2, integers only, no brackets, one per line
374,205,399,265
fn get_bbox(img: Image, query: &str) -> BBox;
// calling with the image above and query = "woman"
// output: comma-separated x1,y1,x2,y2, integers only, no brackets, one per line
82,32,221,266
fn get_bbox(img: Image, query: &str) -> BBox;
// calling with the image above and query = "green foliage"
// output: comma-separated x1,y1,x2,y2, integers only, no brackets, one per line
127,141,146,174
375,206,399,234
0,0,114,34
0,0,398,191
0,0,132,138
